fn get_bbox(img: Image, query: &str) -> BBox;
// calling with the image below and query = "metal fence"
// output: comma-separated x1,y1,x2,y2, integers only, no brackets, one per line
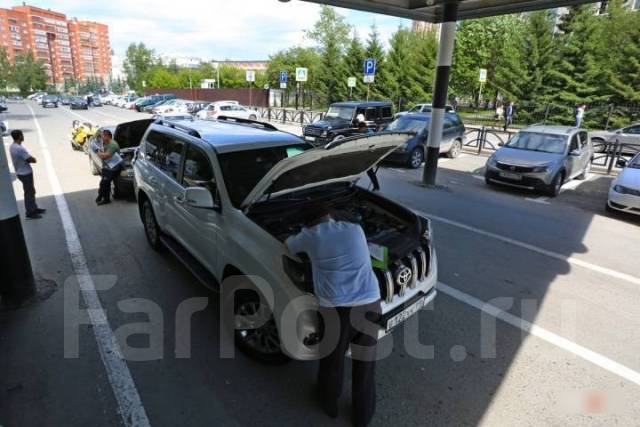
463,126,640,174
256,107,325,126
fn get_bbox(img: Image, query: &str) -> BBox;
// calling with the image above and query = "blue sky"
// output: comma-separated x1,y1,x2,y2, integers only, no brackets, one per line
0,0,411,60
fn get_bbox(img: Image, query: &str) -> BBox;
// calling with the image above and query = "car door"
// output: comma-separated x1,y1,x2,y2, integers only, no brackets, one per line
173,143,221,276
566,133,583,178
439,116,456,152
620,125,640,147
578,131,591,172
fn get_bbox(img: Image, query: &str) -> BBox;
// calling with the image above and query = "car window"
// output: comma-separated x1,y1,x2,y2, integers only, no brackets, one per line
365,107,378,121
569,135,579,151
144,130,184,180
408,105,422,113
183,145,215,190
386,117,427,133
624,125,640,135
381,107,392,119
444,117,455,129
221,105,232,111
578,131,589,148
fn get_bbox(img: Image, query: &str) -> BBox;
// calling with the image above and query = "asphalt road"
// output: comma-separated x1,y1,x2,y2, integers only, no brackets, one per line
1,101,640,427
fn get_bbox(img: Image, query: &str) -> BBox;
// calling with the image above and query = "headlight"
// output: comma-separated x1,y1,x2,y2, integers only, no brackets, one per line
531,165,550,173
282,255,314,292
487,156,497,167
614,185,629,194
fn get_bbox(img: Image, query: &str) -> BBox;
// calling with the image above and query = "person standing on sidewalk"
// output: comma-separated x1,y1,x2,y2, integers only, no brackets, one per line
9,130,46,219
95,129,122,206
575,104,586,128
503,102,515,132
286,202,381,427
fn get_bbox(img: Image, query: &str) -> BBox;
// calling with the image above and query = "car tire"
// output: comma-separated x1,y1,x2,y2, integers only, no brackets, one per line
90,158,100,175
577,162,591,180
446,139,462,158
248,114,257,120
407,147,424,169
142,199,163,251
230,288,290,365
546,171,565,197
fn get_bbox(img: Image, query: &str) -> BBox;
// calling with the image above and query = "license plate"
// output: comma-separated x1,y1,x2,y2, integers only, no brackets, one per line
386,296,427,332
499,171,522,180
304,136,316,142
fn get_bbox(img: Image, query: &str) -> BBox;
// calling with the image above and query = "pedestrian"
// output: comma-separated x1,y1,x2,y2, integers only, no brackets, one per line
285,201,381,427
86,94,93,109
575,104,586,128
494,104,504,128
95,129,122,206
9,130,46,219
503,101,515,132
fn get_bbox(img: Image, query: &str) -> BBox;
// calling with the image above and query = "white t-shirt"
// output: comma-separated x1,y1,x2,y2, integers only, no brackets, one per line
285,219,381,307
9,143,33,176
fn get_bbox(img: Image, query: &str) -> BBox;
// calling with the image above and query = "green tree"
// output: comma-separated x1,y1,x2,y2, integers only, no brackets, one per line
266,47,323,104
306,6,351,104
385,27,412,109
144,66,179,88
404,29,438,107
0,47,11,92
123,42,156,94
364,24,391,100
12,51,47,95
342,29,366,100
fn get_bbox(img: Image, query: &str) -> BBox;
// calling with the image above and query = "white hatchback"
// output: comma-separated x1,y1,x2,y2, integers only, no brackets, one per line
607,153,640,216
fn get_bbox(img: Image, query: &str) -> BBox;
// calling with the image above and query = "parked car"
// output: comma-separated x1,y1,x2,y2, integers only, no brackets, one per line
395,103,455,118
91,97,103,107
133,119,436,362
591,123,640,153
607,153,640,216
303,101,394,146
70,96,89,110
135,94,177,112
143,99,169,113
485,125,593,197
89,120,152,198
41,95,59,108
196,101,240,120
200,103,258,121
151,112,194,122
152,99,197,115
60,95,71,105
188,101,208,115
0,100,7,112
384,112,466,168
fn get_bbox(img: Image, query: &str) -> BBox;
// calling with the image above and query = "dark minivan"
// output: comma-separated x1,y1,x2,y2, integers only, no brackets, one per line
303,101,394,146
384,113,466,168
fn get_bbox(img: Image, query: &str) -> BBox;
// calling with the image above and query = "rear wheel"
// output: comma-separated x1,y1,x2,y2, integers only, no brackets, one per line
446,139,462,158
407,147,424,169
546,171,565,197
142,199,163,251
248,114,257,120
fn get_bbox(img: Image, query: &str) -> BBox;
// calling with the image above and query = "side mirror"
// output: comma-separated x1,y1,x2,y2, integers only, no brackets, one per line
184,187,216,209
616,159,628,168
570,149,581,156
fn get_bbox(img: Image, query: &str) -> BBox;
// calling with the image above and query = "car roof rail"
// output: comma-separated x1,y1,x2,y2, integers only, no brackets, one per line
216,115,278,131
155,119,201,138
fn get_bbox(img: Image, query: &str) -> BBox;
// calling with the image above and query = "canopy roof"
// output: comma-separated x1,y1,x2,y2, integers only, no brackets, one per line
299,0,599,22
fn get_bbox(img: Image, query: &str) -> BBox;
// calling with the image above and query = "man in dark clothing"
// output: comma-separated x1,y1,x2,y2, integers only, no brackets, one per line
503,102,515,132
286,203,381,426
96,129,122,205
9,130,46,219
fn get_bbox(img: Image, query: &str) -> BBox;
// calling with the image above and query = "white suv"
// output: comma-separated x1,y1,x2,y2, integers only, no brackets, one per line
132,117,438,362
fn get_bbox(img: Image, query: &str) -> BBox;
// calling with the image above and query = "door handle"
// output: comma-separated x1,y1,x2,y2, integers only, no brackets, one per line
174,195,185,204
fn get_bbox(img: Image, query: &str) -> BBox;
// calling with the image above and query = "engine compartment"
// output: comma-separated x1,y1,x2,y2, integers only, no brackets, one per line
249,185,421,263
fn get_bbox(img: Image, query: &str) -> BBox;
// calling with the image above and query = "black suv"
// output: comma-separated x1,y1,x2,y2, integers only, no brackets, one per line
303,101,394,146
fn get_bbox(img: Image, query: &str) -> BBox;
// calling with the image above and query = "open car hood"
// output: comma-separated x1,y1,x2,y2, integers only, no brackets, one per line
114,119,154,149
241,132,413,209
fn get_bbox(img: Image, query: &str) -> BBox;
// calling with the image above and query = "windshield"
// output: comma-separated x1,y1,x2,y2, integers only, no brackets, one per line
72,97,84,102
629,154,640,169
386,117,427,133
409,105,426,113
326,106,355,120
505,132,568,154
219,143,313,208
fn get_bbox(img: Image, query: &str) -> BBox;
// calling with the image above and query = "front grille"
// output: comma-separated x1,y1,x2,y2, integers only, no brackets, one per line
304,127,324,137
375,246,429,303
496,162,536,173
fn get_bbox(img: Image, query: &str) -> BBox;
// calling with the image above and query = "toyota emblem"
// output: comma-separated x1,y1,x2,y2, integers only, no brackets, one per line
396,266,413,287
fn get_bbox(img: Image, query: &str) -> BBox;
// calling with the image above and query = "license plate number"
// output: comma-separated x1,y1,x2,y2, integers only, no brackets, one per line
499,171,522,180
386,296,427,332
304,136,316,142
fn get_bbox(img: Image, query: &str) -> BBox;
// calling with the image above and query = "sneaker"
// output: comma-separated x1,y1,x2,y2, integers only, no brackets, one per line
26,213,42,219
35,208,46,214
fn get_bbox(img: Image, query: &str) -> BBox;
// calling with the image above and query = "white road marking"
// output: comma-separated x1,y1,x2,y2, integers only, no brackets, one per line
91,108,125,121
438,281,640,387
61,106,95,123
560,179,583,191
472,175,484,180
417,210,640,287
27,104,151,427
524,196,550,205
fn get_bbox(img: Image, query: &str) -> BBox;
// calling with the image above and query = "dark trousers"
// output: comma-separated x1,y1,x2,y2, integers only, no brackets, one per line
17,173,38,215
318,300,381,427
98,167,119,202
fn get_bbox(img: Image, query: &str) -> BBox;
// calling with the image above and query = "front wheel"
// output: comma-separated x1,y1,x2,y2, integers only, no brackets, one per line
407,147,424,169
142,199,163,251
546,171,565,197
248,114,257,120
446,139,462,158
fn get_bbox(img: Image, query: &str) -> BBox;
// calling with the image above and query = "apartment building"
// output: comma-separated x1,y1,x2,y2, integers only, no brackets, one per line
0,4,111,87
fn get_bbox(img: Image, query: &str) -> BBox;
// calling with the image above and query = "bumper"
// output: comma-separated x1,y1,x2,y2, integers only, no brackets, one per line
384,150,411,164
114,171,135,195
303,134,330,146
608,189,640,215
485,168,551,190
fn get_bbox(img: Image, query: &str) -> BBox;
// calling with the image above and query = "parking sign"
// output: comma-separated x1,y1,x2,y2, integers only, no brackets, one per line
279,71,288,83
295,67,308,82
479,68,487,83
363,58,376,76
246,70,256,82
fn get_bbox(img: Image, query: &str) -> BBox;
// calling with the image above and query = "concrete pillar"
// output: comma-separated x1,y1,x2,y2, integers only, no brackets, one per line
0,133,36,303
422,0,459,185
